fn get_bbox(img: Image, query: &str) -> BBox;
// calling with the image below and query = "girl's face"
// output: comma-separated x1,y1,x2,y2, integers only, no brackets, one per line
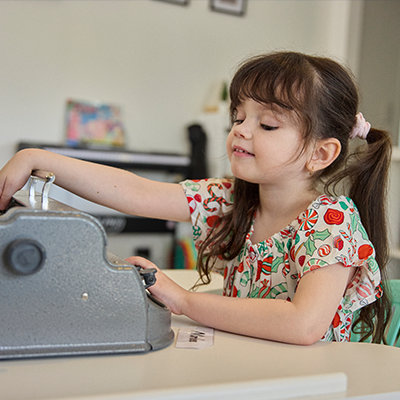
226,98,311,189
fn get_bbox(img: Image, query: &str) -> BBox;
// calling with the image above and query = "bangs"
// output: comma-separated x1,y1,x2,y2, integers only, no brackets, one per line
229,53,317,133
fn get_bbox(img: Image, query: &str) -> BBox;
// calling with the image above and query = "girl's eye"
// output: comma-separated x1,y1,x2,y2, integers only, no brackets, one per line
233,119,244,125
261,124,278,131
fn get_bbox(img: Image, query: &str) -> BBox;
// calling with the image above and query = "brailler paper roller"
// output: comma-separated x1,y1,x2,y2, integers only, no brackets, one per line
0,173,174,359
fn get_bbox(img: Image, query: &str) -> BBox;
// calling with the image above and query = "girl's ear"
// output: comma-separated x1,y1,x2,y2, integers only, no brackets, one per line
308,138,341,172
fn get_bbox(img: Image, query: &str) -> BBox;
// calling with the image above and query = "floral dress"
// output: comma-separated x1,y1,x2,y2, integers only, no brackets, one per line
180,178,382,342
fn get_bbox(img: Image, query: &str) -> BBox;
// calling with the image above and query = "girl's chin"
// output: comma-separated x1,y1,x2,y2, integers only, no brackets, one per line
230,170,258,184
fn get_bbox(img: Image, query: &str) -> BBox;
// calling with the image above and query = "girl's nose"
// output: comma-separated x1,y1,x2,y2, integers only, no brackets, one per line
233,121,252,139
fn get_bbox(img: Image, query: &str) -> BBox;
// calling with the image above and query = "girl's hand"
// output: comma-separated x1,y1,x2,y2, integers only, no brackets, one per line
0,150,38,210
125,256,188,315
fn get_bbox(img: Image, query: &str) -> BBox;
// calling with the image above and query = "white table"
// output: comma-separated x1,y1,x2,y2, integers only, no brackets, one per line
1,270,400,400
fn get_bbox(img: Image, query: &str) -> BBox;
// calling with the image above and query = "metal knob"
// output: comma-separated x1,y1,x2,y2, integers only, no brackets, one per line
5,239,46,275
138,267,157,289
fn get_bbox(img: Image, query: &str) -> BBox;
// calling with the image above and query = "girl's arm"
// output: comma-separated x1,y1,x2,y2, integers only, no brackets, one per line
0,148,190,222
128,256,352,345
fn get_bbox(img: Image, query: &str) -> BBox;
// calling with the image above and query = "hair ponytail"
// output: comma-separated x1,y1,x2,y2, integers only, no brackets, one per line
349,128,392,269
325,128,393,342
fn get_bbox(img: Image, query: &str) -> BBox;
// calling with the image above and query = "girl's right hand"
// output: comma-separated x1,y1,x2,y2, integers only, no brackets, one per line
0,149,38,210
126,256,189,315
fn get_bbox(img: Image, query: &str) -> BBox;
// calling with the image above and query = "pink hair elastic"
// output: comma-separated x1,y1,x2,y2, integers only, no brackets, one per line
349,112,371,140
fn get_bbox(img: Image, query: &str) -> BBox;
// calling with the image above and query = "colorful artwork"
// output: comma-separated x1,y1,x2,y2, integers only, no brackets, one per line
65,99,125,147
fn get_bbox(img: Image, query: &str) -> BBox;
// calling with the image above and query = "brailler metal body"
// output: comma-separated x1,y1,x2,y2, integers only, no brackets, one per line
0,175,174,359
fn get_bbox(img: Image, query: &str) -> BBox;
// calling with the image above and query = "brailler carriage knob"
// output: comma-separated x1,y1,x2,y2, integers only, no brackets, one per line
138,267,157,289
5,239,46,275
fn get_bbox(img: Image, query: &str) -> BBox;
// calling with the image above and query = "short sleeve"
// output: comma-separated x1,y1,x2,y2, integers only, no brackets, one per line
291,195,381,312
180,178,234,250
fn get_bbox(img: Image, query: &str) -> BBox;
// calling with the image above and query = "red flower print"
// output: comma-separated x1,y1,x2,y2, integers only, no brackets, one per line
206,215,220,228
358,244,373,260
333,312,340,328
324,208,344,225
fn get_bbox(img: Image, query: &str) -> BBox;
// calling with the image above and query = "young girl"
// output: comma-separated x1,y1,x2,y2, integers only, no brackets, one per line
0,51,392,345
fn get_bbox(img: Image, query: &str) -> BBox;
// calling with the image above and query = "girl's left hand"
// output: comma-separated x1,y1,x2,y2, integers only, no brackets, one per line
125,256,188,315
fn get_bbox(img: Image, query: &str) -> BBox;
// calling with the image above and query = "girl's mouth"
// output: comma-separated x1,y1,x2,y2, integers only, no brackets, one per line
233,147,254,156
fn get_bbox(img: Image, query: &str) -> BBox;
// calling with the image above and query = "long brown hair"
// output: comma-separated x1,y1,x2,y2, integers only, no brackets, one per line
196,51,392,343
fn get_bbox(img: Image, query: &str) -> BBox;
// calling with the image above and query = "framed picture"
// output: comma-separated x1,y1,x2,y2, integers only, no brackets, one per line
65,99,126,148
154,0,190,6
210,0,246,16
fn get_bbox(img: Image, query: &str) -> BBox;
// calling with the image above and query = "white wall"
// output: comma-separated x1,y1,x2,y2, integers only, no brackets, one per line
0,0,359,168
357,0,400,142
